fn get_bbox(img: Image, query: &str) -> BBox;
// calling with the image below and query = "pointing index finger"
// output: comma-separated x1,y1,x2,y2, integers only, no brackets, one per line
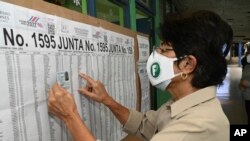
79,73,95,85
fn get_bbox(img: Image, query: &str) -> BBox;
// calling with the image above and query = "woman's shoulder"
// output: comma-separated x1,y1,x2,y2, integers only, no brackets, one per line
175,97,227,123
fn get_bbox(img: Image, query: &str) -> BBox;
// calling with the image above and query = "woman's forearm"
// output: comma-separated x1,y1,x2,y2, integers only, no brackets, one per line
64,112,96,141
103,96,130,125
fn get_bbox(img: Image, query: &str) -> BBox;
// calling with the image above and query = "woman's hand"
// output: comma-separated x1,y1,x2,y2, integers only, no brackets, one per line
48,83,96,141
78,73,112,105
48,83,78,122
79,73,129,125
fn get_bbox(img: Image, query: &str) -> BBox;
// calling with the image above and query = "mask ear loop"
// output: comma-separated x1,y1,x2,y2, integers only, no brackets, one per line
176,55,189,80
175,55,188,69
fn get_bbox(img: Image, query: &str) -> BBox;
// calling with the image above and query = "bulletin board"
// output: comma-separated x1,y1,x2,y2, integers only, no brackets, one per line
0,0,141,141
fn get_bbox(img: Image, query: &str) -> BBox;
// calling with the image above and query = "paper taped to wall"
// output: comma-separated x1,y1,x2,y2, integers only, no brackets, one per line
0,1,136,141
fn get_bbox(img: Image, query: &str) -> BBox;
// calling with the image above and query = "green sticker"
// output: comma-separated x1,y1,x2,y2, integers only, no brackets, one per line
151,62,160,78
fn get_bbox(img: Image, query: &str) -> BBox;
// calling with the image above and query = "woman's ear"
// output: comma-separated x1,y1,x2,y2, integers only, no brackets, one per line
179,55,197,74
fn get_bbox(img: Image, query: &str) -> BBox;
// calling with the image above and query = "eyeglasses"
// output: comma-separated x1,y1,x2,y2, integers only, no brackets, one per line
154,47,174,54
152,47,188,61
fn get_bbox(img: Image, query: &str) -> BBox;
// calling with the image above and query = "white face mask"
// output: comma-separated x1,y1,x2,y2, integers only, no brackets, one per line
146,51,181,91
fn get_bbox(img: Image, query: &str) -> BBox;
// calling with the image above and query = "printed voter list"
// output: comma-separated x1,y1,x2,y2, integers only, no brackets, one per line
0,1,136,141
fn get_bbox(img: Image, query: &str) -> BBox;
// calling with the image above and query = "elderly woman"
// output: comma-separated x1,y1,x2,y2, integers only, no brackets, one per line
48,10,232,141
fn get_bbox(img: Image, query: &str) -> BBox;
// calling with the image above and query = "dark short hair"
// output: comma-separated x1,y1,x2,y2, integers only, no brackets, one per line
160,10,233,88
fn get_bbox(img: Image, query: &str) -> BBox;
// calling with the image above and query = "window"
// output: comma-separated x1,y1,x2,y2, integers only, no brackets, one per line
136,9,152,35
137,0,152,9
96,0,125,26
44,0,83,13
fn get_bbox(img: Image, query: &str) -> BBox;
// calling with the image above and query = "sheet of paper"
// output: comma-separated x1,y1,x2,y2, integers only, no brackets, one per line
0,1,136,141
138,63,151,113
137,35,151,113
137,35,150,63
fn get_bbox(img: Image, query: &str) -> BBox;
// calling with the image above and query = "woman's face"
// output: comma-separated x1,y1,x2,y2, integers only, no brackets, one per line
155,42,176,58
155,43,180,75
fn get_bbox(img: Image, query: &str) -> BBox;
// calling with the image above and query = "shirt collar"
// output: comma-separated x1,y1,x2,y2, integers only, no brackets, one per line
170,86,217,118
